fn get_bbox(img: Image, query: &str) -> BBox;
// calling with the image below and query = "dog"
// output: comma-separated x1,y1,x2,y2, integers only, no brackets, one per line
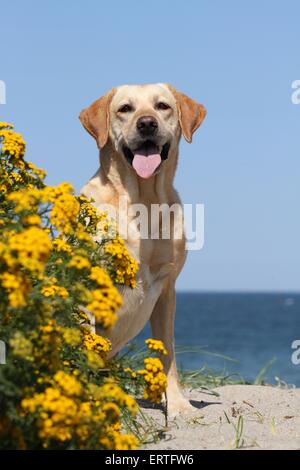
80,83,206,414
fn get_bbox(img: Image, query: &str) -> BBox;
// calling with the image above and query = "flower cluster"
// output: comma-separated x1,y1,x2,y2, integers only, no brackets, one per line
9,331,33,361
0,122,167,450
83,330,111,357
0,123,26,159
41,284,69,299
138,357,167,404
0,123,141,450
85,265,122,328
124,340,168,404
86,288,122,330
21,374,138,448
7,227,52,273
0,271,30,307
145,338,168,355
104,237,139,288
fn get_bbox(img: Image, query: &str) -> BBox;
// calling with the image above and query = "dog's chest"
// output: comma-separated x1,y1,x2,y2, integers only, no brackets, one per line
84,184,183,352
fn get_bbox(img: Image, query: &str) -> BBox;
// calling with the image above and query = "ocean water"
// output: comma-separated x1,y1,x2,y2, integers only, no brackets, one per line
136,293,300,387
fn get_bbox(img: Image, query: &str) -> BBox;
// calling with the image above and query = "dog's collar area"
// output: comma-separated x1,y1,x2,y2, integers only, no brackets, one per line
122,141,170,165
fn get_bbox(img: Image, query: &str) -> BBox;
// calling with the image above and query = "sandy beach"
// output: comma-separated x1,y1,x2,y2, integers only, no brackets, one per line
142,385,300,450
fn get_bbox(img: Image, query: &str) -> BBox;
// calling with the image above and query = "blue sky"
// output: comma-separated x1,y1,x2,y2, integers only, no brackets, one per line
1,0,300,291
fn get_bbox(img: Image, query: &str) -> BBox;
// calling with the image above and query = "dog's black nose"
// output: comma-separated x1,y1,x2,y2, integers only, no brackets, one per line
136,116,158,136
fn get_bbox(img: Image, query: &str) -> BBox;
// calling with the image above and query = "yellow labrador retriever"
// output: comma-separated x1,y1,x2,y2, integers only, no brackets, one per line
80,84,206,414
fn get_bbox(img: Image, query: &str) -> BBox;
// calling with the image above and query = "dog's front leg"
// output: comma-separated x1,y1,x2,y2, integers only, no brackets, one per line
150,283,193,416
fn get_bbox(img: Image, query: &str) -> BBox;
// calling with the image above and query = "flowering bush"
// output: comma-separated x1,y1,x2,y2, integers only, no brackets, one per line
0,122,167,450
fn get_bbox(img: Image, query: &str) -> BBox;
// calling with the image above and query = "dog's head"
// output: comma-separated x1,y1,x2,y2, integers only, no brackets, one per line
80,84,206,179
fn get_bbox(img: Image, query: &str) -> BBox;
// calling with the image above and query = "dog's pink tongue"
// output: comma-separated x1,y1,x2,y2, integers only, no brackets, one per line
132,145,161,179
132,154,161,178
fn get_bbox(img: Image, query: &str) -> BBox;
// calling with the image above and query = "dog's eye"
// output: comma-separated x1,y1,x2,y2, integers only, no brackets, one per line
118,104,133,113
156,102,171,111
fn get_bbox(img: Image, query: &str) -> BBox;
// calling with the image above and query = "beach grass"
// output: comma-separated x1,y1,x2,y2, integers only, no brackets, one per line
122,343,279,392
179,366,249,391
119,344,285,446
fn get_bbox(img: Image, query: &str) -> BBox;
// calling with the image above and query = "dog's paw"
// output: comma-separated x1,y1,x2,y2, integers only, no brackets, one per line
167,396,194,417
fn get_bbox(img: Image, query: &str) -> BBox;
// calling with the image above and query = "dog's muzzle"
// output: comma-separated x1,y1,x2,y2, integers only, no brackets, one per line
122,140,170,179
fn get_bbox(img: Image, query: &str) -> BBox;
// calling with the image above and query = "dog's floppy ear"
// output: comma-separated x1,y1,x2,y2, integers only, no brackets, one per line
79,88,116,149
168,85,207,143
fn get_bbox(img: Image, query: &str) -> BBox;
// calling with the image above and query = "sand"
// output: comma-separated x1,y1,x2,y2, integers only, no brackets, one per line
141,385,300,450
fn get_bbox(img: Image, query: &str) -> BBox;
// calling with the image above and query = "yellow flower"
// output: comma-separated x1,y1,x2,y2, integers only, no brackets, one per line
89,266,113,287
75,227,95,243
137,357,167,404
52,238,72,254
76,424,91,442
9,332,33,360
54,371,82,396
1,124,141,450
8,227,51,273
10,172,23,183
41,284,69,299
37,183,80,234
26,161,47,179
113,433,138,450
68,255,91,270
145,338,167,355
62,328,82,346
40,319,61,335
83,330,111,356
41,182,74,203
0,122,14,129
104,237,138,288
0,129,26,158
102,402,120,420
78,197,108,229
50,193,80,234
78,402,92,418
86,350,105,369
86,287,122,329
21,387,78,442
22,214,41,226
98,381,138,416
7,188,40,212
0,271,30,307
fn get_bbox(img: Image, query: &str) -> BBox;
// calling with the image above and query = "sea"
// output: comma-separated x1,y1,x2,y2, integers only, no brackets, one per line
136,293,300,387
